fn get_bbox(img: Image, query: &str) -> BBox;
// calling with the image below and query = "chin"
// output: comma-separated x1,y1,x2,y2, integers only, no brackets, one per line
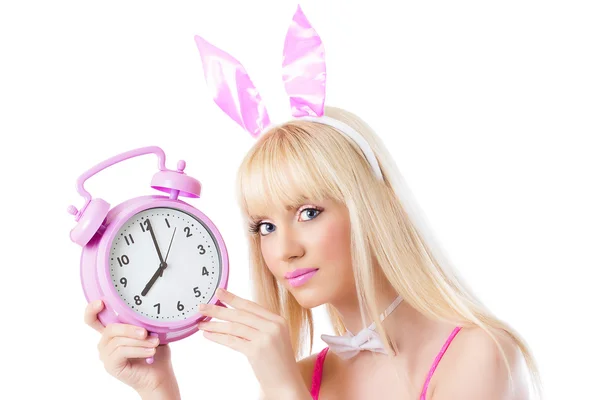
293,295,325,309
288,285,331,309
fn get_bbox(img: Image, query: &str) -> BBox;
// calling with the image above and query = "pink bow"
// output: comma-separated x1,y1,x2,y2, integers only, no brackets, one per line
194,4,326,138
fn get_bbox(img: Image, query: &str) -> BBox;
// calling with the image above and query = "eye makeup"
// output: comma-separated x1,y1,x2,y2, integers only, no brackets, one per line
248,205,323,236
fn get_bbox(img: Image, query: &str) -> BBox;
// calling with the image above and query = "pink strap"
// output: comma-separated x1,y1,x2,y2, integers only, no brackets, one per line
310,347,329,400
310,327,461,400
420,326,462,400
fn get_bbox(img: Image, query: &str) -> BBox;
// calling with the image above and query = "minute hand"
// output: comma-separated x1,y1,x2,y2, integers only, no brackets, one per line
146,219,164,264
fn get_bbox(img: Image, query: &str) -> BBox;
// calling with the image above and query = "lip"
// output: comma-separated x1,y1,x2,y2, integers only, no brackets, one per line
285,268,319,288
285,268,319,279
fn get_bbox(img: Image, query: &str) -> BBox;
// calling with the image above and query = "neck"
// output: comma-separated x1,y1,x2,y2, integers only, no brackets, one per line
329,279,441,352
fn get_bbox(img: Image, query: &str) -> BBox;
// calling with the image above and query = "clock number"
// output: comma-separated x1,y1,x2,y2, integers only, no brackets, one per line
140,219,150,233
134,295,142,306
177,301,184,311
124,234,135,246
154,303,161,314
117,255,129,267
202,267,209,276
165,218,171,228
198,244,205,255
119,277,127,287
194,287,201,297
184,227,193,238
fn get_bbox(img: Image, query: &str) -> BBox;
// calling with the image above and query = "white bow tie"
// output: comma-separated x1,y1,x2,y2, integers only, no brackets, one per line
320,295,404,360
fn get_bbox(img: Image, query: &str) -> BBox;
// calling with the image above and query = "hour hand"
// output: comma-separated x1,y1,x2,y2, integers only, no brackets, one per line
142,262,166,296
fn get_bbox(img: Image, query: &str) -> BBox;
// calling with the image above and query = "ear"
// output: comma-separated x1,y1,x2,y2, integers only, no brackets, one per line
195,35,271,138
282,4,327,118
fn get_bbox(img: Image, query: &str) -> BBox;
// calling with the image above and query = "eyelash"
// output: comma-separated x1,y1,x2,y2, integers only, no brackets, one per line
248,207,323,236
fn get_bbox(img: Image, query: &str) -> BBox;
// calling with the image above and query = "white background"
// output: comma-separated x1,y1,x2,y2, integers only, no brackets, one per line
1,1,598,399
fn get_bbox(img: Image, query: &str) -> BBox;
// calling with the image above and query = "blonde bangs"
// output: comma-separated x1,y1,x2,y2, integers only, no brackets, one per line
236,123,346,221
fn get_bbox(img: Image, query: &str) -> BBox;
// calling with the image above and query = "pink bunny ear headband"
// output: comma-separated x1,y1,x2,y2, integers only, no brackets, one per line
194,4,384,181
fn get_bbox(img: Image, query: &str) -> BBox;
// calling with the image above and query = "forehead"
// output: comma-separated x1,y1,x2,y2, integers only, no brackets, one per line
247,195,313,221
237,124,343,222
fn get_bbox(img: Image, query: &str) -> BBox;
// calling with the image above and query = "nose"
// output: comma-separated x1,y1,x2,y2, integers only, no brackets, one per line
275,224,304,262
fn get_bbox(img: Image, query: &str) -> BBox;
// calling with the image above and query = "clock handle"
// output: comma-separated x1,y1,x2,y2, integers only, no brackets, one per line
70,146,168,221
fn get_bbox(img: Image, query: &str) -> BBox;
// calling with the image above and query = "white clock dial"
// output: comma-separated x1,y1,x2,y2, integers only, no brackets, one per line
109,207,222,321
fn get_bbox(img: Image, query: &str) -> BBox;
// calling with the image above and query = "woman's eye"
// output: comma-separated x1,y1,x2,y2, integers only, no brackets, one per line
299,208,321,221
258,208,321,236
259,223,275,236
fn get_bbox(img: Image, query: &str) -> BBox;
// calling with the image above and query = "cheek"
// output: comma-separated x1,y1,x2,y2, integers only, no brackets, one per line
310,216,352,267
259,240,277,274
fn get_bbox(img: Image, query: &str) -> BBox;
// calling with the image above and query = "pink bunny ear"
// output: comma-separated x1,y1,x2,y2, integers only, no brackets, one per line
195,35,271,138
282,5,326,118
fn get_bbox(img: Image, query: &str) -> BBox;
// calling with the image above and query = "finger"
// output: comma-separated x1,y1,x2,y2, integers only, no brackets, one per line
99,323,148,348
103,336,160,352
84,300,106,333
106,345,157,361
197,321,258,341
215,289,281,323
199,303,271,332
202,331,247,353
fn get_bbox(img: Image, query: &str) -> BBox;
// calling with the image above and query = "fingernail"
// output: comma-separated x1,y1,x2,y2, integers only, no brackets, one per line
149,337,159,345
136,328,146,338
198,304,207,310
94,300,103,308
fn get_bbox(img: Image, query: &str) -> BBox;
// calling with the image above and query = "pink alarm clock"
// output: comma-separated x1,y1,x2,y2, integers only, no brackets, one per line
68,146,229,363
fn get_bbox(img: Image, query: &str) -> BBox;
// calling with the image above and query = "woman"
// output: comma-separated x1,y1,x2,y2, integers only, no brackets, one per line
84,5,541,400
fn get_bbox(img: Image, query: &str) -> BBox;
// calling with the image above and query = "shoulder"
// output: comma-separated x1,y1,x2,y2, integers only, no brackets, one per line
431,326,529,400
296,350,322,391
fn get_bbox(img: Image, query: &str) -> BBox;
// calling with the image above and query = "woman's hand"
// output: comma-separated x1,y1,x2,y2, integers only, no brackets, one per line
84,300,181,399
197,289,309,400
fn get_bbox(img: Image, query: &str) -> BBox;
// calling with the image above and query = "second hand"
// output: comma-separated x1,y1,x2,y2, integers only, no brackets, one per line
161,227,177,277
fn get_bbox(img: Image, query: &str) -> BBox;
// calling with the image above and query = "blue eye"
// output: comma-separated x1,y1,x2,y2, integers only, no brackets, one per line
250,207,323,237
299,208,321,221
259,222,276,236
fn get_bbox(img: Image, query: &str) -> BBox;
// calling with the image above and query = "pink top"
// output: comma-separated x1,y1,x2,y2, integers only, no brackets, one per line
310,326,462,400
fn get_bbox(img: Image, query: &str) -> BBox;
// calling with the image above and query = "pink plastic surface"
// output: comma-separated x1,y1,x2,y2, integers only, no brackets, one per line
70,146,228,364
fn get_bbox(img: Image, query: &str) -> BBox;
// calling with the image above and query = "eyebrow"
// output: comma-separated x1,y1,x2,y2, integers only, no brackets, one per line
250,199,309,221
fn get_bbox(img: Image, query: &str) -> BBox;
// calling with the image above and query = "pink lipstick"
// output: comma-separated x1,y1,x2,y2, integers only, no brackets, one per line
285,268,319,288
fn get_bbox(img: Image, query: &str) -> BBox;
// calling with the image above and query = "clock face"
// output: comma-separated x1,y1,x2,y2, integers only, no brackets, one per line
109,207,222,322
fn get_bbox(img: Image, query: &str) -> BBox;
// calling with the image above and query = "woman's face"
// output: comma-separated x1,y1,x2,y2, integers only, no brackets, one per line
252,197,356,309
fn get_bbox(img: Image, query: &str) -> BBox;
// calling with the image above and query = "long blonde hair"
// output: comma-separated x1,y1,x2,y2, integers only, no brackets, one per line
234,106,542,397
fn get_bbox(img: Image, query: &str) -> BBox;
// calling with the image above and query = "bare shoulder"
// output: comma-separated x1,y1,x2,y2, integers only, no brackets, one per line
431,326,529,400
297,351,321,391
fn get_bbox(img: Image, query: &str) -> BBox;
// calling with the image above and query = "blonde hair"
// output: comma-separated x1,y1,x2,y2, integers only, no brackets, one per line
234,106,542,397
